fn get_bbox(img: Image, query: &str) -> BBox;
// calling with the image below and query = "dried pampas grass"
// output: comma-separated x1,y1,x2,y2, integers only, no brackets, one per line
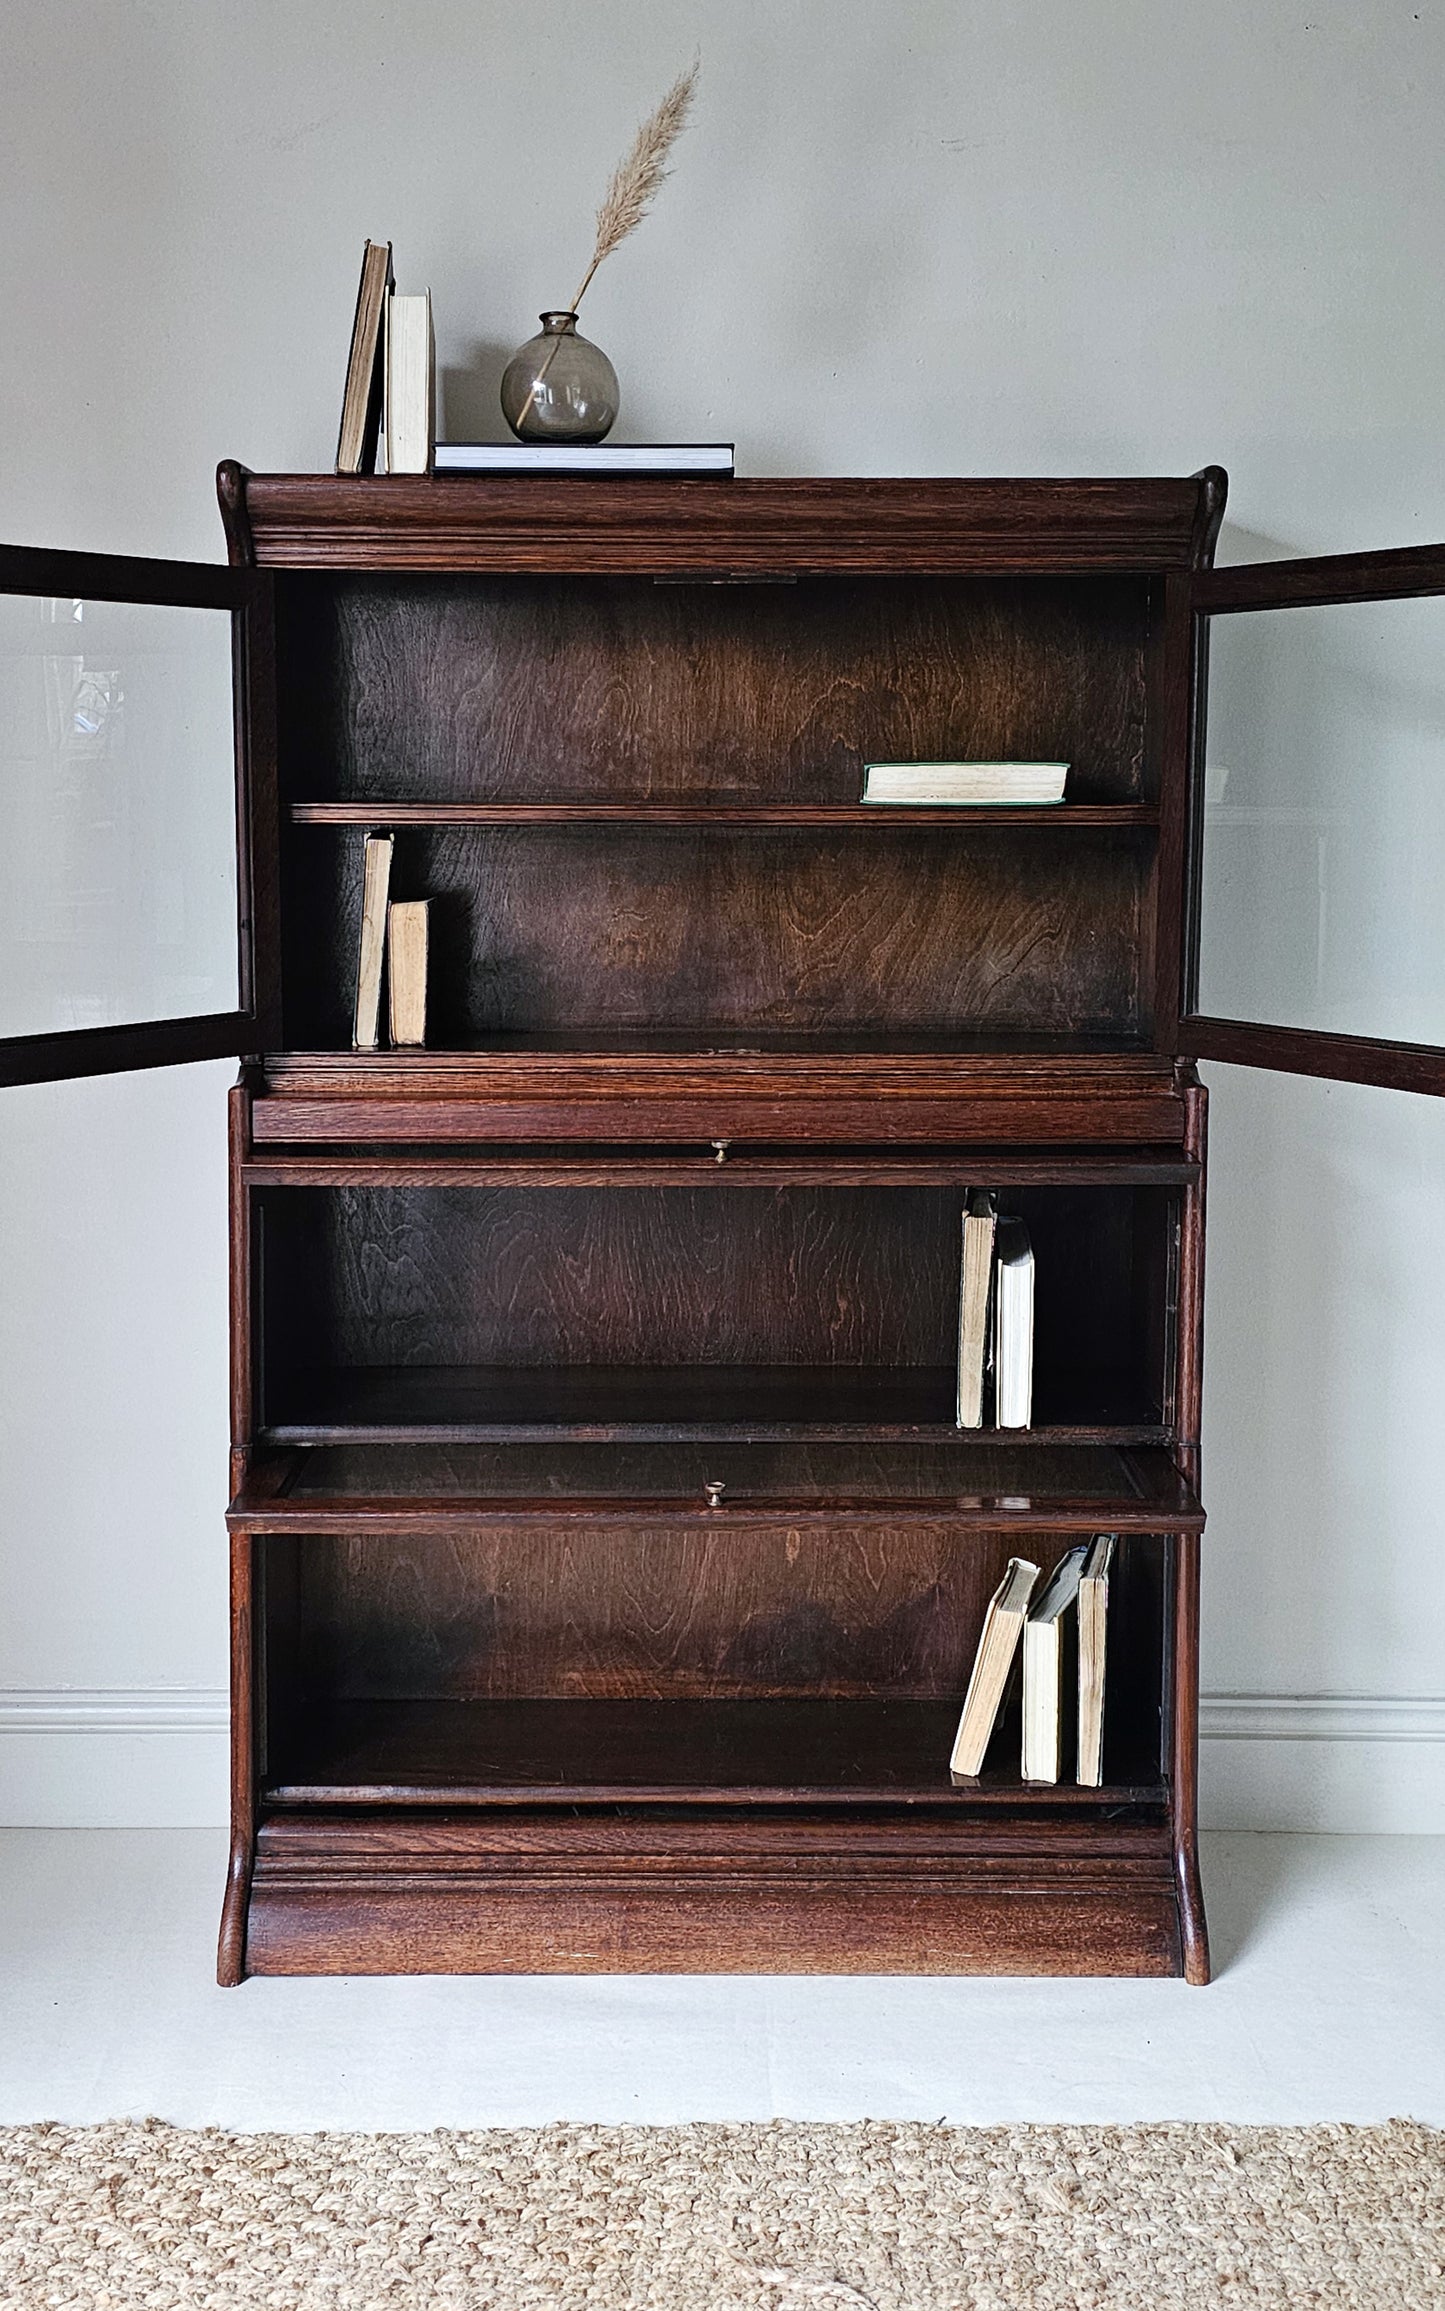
568,59,699,315
511,61,698,433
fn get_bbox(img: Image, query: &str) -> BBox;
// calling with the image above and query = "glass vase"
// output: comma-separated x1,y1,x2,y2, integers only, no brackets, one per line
500,312,619,444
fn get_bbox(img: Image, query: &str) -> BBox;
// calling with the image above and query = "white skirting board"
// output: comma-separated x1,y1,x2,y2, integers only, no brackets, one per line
0,1690,1442,1832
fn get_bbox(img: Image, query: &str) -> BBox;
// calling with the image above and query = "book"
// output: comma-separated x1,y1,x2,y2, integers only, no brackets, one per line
1077,1532,1117,1787
335,240,393,476
1022,1545,1089,1783
956,1190,998,1428
387,899,430,1048
949,1556,1041,1780
385,290,434,475
353,833,394,1049
432,441,735,475
993,1216,1035,1429
861,762,1069,806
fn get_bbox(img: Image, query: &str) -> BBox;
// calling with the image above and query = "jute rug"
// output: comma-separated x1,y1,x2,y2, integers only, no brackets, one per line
1,2118,1441,2309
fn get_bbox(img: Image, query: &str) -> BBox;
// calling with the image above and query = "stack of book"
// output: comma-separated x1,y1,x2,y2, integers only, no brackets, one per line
956,1191,1034,1429
353,832,430,1050
948,1536,1117,1785
336,240,434,477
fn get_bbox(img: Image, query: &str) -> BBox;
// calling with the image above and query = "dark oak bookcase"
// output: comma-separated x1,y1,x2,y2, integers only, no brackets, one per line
7,468,1442,1982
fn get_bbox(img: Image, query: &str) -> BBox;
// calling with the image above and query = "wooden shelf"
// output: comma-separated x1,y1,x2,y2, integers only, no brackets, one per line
231,1438,1202,1530
260,1364,1167,1446
262,1697,1167,1809
288,799,1157,829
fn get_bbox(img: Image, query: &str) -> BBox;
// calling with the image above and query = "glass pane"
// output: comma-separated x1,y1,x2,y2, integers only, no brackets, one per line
0,592,238,1039
1197,595,1445,1045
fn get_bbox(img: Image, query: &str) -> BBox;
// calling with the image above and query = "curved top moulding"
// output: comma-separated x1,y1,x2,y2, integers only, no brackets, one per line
218,464,1228,577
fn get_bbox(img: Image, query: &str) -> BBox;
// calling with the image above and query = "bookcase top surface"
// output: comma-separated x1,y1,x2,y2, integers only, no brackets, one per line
220,464,1226,575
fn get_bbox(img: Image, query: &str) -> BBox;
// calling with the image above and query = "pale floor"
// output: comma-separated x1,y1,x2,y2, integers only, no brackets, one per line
0,1831,1442,2130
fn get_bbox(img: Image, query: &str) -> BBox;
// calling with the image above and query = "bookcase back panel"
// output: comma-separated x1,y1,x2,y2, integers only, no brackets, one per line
262,1527,1163,1749
276,573,1150,806
257,1183,1174,1431
282,823,1148,1045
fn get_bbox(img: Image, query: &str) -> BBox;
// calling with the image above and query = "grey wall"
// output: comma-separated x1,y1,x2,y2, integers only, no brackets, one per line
2,0,1442,1824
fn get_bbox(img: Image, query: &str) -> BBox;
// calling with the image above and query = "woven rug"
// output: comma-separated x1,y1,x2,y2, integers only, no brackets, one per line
1,2119,1442,2309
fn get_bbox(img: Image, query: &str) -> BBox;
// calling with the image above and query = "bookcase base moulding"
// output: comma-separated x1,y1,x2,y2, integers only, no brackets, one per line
200,466,1221,1986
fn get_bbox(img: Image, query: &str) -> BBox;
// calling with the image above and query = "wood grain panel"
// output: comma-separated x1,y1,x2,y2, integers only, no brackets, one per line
263,1183,955,1369
285,1526,1096,1702
257,1182,1168,1429
275,573,1147,805
244,1876,1182,1976
282,823,1147,1045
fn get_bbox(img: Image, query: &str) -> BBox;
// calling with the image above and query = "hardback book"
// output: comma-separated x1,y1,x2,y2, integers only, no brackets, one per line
956,1189,999,1428
335,239,393,476
1022,1545,1089,1784
861,762,1069,806
387,898,430,1048
1077,1532,1118,1787
432,441,735,475
949,1556,1041,1781
993,1216,1035,1429
352,832,394,1050
385,290,434,475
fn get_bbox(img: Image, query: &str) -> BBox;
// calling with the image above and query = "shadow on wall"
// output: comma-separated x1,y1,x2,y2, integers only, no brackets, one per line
441,342,517,443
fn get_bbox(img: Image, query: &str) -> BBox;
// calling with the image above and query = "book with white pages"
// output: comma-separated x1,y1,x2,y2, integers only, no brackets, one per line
387,898,430,1048
992,1216,1035,1428
385,290,434,475
433,441,734,474
1076,1532,1118,1787
955,1189,998,1428
352,832,394,1050
948,1556,1040,1781
861,761,1068,806
1022,1544,1089,1784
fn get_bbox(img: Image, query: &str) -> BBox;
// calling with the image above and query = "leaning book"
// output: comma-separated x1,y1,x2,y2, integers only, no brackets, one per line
949,1557,1040,1781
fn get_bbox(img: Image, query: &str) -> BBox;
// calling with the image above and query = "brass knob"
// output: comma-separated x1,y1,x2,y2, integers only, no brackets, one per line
704,1480,726,1508
712,1139,730,1164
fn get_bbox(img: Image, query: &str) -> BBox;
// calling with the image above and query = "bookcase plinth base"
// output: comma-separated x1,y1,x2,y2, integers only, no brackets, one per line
238,1811,1189,1980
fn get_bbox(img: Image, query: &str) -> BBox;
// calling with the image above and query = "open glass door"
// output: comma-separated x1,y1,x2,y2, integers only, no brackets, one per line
0,544,276,1086
1178,544,1445,1093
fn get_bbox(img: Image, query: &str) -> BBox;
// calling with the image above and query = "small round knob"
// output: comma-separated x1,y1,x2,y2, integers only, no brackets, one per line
712,1139,730,1164
704,1479,726,1508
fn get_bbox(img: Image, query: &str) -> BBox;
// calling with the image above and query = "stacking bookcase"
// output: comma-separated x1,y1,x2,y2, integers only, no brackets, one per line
10,467,1437,1979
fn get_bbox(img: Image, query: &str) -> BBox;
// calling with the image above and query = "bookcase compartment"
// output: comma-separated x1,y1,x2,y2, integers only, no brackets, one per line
253,1179,1179,1442
280,821,1152,1050
255,1525,1168,1804
274,571,1153,808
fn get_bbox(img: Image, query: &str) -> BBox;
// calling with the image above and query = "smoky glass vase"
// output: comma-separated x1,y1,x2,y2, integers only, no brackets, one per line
500,312,620,444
